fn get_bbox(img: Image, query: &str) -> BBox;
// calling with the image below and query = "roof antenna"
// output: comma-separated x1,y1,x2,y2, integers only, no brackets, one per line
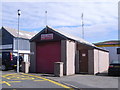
81,13,84,39
45,11,47,33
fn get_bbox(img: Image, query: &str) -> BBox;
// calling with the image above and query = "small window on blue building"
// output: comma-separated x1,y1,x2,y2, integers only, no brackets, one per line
117,48,120,54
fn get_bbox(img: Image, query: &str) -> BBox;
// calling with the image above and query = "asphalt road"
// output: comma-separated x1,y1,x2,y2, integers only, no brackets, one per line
1,70,119,90
46,74,119,90
1,70,72,90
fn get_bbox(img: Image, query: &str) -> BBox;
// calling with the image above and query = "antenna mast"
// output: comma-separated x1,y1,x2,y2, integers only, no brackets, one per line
45,11,47,33
81,13,84,39
45,11,47,26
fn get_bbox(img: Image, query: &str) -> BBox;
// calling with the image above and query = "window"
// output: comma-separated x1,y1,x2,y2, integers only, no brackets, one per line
117,48,120,54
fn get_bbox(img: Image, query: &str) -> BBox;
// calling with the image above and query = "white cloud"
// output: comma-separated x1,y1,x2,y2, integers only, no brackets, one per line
1,0,119,2
1,1,118,42
56,22,118,42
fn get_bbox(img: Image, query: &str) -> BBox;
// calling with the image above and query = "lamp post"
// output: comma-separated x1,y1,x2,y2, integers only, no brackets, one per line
17,9,21,73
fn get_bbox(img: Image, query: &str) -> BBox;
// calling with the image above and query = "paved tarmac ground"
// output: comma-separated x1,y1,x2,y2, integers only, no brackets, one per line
29,72,119,90
46,74,119,90
1,70,72,90
47,74,119,88
1,70,120,90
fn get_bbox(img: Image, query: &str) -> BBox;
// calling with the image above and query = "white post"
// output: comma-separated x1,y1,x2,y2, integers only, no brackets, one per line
17,9,21,73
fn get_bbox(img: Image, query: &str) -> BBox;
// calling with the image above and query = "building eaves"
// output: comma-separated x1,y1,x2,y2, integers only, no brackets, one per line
31,26,95,46
30,26,109,52
2,26,36,40
47,26,95,47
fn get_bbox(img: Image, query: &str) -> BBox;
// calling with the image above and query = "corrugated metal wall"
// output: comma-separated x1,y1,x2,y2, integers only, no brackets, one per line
1,28,14,45
13,38,30,51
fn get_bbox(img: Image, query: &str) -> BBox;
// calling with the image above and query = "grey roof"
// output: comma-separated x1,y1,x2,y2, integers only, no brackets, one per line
48,26,109,52
30,26,108,52
48,26,95,47
50,27,109,52
2,26,36,39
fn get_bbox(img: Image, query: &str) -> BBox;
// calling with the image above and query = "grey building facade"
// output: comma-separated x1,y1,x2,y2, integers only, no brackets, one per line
0,26,35,62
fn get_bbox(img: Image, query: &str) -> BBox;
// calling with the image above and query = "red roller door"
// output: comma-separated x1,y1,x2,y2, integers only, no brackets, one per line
36,41,61,73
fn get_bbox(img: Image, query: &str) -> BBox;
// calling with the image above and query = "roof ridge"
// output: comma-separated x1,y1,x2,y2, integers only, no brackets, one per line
46,26,95,46
2,26,36,34
1,26,36,39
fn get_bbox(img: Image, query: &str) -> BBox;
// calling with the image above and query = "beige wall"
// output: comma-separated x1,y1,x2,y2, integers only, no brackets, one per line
30,42,36,72
94,49,109,74
98,50,109,73
66,40,76,75
93,49,99,74
61,40,76,75
88,49,109,74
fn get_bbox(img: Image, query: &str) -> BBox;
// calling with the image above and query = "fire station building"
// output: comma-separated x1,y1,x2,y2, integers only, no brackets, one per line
30,26,109,75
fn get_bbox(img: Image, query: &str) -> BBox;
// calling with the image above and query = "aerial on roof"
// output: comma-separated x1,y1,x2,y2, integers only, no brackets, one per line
1,26,36,39
94,40,120,45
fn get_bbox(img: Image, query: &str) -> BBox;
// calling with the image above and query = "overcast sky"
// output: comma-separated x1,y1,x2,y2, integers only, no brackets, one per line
1,0,119,43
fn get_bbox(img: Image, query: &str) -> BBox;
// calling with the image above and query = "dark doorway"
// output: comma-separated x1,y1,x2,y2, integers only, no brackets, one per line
79,49,88,73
